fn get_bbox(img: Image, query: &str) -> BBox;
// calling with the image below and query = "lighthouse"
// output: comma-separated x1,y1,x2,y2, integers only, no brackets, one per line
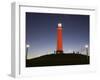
56,23,63,54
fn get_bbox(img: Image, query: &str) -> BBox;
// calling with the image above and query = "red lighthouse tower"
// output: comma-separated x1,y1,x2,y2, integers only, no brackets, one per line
56,23,63,54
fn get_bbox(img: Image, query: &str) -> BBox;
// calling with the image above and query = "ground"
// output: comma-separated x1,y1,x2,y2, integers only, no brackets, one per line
26,53,89,67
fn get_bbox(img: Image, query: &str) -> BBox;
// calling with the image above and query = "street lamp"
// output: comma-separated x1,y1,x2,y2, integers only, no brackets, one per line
85,44,88,56
26,44,30,60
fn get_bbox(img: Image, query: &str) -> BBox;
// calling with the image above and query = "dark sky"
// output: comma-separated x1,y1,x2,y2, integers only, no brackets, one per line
26,12,89,59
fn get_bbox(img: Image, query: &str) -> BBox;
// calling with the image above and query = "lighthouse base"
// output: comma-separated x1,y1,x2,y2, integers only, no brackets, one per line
56,50,63,54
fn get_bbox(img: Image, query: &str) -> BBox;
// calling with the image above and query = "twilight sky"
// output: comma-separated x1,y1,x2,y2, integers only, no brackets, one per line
26,12,89,59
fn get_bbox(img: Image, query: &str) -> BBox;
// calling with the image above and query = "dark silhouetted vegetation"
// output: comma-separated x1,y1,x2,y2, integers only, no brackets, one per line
26,53,89,67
